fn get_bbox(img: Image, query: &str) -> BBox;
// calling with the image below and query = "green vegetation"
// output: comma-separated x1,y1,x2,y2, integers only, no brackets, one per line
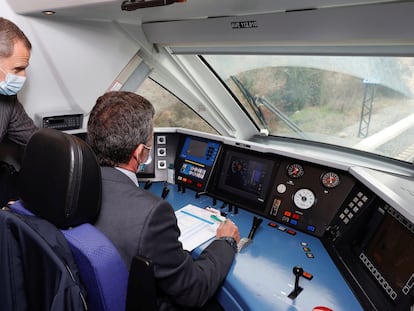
232,66,405,135
156,101,217,134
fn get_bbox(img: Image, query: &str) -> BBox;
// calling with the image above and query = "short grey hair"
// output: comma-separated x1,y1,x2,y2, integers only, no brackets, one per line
0,17,32,58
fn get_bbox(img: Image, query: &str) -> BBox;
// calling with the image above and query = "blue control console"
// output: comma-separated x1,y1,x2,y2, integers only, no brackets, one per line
144,182,363,311
175,135,222,192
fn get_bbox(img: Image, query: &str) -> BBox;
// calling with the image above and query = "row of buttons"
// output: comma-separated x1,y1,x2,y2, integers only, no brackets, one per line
268,222,315,259
339,191,368,225
180,163,206,179
205,146,217,161
281,210,316,233
301,241,315,259
177,175,203,188
268,221,296,236
155,135,167,170
403,273,414,295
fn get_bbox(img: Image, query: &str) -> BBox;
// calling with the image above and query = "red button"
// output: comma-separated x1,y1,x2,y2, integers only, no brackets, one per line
303,271,313,280
268,222,277,228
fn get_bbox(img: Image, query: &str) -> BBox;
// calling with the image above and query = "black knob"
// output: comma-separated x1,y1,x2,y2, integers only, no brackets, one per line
293,265,303,277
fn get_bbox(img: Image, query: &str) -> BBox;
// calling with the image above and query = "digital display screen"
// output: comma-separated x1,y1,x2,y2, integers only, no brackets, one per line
364,213,414,292
186,139,208,158
179,136,221,167
224,155,266,196
212,147,276,210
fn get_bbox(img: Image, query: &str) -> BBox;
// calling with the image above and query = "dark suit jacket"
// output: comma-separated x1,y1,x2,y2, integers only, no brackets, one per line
95,167,236,310
0,95,37,145
0,210,86,311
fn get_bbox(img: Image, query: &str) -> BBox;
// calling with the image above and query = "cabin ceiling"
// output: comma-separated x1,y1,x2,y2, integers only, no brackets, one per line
7,0,402,24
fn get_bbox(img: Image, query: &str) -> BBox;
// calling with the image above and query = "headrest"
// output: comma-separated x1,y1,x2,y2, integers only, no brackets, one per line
19,128,101,228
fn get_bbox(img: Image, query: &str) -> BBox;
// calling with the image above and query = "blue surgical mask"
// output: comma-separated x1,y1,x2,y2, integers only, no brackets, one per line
0,69,27,95
137,154,152,173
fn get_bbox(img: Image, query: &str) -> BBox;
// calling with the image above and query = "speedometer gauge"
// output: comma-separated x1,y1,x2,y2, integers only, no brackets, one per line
287,163,304,178
293,188,315,209
321,172,340,188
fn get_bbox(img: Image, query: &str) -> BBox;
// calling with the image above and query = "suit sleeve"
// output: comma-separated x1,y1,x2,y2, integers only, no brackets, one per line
139,200,236,308
5,97,37,145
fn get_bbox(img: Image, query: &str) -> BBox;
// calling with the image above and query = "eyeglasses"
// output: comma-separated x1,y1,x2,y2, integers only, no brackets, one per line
142,143,152,151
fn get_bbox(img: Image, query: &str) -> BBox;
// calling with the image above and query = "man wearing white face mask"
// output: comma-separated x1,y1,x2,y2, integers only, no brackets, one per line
0,17,37,145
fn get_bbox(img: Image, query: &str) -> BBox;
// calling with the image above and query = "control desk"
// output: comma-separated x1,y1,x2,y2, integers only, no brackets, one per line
143,182,362,311
137,129,414,311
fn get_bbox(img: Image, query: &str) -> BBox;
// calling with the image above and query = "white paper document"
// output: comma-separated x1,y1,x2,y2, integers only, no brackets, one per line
175,204,223,251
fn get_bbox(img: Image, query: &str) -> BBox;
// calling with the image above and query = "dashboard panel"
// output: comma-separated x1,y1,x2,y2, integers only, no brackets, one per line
265,159,357,237
175,135,222,192
208,145,279,215
141,129,414,311
324,193,414,310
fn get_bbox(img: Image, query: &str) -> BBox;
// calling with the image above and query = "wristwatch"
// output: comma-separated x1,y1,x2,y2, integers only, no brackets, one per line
219,236,238,253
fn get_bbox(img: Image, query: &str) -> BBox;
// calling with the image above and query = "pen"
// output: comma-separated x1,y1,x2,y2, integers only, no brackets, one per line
210,214,225,223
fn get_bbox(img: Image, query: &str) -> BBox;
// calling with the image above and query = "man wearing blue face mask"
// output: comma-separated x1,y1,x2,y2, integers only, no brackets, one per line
0,17,37,145
87,91,240,311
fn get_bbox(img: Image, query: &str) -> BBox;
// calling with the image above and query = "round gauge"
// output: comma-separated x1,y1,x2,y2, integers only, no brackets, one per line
321,172,340,188
293,188,316,209
276,183,287,193
287,163,304,178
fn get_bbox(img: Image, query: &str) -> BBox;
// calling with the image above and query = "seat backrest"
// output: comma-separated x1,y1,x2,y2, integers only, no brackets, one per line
63,223,129,311
13,128,129,311
18,128,101,227
11,200,129,311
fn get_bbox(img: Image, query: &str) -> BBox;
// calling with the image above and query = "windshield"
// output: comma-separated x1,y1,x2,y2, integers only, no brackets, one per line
203,55,414,163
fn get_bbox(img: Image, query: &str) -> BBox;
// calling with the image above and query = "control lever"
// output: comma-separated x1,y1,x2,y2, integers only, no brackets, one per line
237,216,263,252
144,180,153,190
195,191,208,199
288,266,304,299
161,186,170,199
288,265,313,299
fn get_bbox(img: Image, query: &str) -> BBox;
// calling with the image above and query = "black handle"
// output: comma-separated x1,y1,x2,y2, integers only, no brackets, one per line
247,216,263,239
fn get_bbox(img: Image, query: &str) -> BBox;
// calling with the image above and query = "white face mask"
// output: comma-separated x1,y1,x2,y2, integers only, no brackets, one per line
137,153,152,173
0,68,27,95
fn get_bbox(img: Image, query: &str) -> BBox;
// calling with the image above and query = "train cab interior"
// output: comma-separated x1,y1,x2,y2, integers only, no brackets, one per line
1,0,414,310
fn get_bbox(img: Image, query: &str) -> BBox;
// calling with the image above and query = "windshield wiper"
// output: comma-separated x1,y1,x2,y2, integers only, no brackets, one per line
255,96,308,139
231,76,308,139
230,76,268,130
